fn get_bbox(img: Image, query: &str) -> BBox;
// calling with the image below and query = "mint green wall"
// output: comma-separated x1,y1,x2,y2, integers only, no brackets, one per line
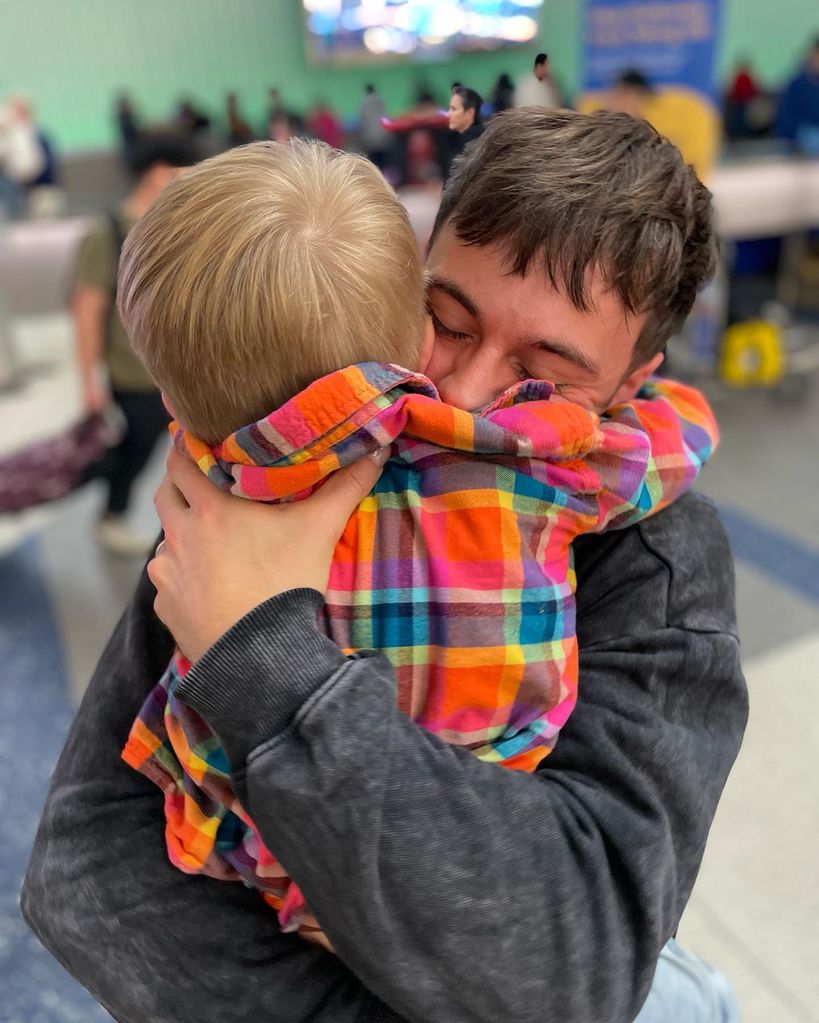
0,0,815,152
718,0,818,80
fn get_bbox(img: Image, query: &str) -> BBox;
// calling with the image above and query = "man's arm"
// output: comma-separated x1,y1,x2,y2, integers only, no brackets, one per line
173,491,746,1023
71,225,116,413
23,493,746,1023
21,565,397,1023
72,285,110,413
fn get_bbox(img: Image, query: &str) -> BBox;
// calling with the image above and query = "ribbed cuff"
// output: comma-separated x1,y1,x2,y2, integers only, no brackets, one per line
175,588,348,769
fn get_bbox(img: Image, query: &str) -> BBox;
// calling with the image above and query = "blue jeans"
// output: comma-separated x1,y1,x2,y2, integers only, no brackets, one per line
635,939,740,1022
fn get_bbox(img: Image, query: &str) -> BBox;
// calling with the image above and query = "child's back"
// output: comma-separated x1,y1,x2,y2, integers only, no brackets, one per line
125,365,715,945
117,141,717,948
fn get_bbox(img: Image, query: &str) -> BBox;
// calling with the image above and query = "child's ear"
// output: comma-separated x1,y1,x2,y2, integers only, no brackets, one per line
610,351,664,405
418,316,436,374
161,391,178,420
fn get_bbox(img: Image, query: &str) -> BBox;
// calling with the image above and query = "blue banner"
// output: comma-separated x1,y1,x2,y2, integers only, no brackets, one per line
582,0,721,102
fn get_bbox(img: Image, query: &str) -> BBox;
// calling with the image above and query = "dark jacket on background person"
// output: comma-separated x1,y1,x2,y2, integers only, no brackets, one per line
22,491,747,1023
445,120,485,182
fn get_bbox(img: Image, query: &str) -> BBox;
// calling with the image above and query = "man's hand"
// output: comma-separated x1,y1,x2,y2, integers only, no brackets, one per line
72,285,110,413
148,446,389,663
81,372,110,414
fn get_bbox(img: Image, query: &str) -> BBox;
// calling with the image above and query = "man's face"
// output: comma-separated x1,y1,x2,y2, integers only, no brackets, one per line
448,95,473,133
424,224,658,413
535,61,548,81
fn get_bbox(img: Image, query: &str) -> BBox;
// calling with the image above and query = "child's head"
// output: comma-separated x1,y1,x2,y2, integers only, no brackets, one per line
118,140,426,444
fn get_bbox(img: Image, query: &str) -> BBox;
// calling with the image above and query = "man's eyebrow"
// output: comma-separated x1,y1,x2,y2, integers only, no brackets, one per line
426,275,479,318
527,337,601,377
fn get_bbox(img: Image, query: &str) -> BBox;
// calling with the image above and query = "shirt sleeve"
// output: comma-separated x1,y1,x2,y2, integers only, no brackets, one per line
72,221,117,294
579,377,719,532
20,562,395,1023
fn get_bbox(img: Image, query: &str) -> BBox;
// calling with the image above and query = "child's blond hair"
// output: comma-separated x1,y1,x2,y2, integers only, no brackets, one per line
118,140,426,444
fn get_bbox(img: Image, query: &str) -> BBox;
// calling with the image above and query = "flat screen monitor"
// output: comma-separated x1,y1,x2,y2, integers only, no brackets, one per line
303,0,544,64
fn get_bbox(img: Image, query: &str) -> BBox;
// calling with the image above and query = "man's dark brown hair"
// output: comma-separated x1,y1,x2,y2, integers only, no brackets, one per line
430,108,716,367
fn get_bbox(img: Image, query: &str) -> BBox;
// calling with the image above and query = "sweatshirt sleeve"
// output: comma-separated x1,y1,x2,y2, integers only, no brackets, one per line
20,559,401,1023
579,378,719,533
174,491,747,1023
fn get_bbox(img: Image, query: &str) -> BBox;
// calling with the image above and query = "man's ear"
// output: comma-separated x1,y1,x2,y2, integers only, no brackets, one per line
610,351,664,405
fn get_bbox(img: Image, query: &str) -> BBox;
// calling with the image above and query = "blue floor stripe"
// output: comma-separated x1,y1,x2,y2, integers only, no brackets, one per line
0,537,109,1022
718,504,819,605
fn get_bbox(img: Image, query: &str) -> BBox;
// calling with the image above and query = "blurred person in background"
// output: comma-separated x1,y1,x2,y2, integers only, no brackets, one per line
0,95,45,219
725,59,762,140
72,134,195,557
359,83,390,170
176,98,211,136
413,85,440,117
267,87,288,126
309,99,344,150
2,97,60,216
728,59,760,105
115,92,141,170
387,85,448,185
28,126,57,190
267,113,294,143
602,68,718,180
492,72,516,114
21,100,61,218
605,68,653,119
226,92,254,147
266,89,290,140
515,52,561,109
448,86,484,141
266,88,309,143
446,85,484,180
775,36,819,150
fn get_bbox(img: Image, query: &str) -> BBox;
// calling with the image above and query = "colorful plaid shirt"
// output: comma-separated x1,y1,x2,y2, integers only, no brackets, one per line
123,362,717,944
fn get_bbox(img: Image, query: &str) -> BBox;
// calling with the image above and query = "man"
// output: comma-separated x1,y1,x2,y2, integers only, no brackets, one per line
448,85,484,142
605,68,653,120
445,85,484,181
515,52,561,109
596,68,718,181
72,134,194,556
23,110,746,1022
0,95,45,218
359,83,391,170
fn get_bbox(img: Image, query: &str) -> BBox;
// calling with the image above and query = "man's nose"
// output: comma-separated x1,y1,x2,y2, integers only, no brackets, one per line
436,353,517,412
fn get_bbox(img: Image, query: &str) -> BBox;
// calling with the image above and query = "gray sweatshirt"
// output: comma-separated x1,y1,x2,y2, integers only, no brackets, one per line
22,491,746,1023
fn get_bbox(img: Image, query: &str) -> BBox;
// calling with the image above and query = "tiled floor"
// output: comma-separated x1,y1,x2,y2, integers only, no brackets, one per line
678,371,819,1023
678,633,819,1023
1,308,817,1021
